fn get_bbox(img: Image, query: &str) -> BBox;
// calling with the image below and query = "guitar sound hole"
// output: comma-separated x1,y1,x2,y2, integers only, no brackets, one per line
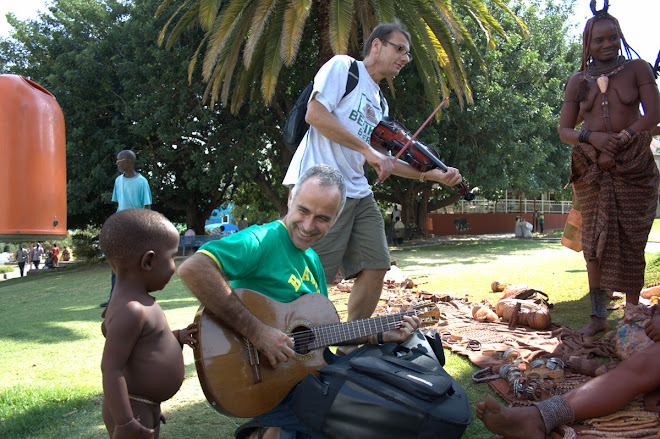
291,325,314,355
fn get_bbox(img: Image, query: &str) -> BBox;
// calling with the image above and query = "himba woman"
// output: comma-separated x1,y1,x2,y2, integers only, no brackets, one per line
558,1,660,337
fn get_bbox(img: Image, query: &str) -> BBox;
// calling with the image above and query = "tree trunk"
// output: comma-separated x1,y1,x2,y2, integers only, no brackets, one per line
254,173,288,215
314,0,334,67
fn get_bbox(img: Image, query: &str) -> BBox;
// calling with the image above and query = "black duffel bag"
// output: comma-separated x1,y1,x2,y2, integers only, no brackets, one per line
291,330,471,439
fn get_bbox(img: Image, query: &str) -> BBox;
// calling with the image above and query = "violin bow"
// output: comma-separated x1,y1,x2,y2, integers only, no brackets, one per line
375,97,449,185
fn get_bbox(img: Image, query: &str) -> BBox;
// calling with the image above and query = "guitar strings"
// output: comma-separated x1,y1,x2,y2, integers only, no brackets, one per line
288,310,418,350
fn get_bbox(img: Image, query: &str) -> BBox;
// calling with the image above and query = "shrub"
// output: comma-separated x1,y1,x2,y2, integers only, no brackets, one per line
0,265,14,273
71,226,103,261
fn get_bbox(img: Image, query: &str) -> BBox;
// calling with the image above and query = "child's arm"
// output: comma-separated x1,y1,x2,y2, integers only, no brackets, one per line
172,322,198,348
101,302,155,438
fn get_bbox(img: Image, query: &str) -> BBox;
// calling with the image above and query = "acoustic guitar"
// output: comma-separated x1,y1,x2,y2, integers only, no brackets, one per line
192,288,440,418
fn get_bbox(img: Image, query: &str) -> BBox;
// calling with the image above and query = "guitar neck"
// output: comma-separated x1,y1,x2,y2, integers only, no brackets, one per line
309,310,414,349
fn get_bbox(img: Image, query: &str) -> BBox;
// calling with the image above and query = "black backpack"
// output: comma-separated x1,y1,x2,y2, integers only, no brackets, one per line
291,331,471,439
282,59,387,153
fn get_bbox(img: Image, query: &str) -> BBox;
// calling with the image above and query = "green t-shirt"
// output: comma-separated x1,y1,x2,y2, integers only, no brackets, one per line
198,220,327,302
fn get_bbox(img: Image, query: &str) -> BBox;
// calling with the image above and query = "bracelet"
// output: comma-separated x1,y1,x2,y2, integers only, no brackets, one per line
367,334,378,344
619,129,631,142
377,333,384,344
625,127,635,137
578,130,591,144
419,172,427,182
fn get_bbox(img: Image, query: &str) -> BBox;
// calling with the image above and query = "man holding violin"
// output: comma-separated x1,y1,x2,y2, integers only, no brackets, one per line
283,20,463,326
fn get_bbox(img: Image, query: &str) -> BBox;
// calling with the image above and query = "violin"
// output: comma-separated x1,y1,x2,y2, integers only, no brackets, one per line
370,116,475,200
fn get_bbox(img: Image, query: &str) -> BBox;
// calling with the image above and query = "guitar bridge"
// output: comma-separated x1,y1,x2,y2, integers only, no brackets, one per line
244,338,262,384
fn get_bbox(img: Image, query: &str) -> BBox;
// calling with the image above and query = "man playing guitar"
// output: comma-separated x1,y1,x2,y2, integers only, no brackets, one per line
178,164,419,439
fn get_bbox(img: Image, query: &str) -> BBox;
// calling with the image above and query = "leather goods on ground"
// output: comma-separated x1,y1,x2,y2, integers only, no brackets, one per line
291,331,471,439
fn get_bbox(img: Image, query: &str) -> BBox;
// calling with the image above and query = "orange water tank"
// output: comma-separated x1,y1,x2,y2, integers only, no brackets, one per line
0,75,67,241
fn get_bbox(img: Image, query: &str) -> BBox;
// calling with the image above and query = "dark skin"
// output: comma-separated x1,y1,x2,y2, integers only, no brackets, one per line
558,19,660,336
477,309,660,439
116,151,151,210
101,225,197,439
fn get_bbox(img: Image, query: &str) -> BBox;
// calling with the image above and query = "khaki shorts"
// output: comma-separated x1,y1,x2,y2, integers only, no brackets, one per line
312,194,390,280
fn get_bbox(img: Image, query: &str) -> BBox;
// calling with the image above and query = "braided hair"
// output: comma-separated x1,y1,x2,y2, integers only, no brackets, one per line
575,2,639,102
579,13,637,73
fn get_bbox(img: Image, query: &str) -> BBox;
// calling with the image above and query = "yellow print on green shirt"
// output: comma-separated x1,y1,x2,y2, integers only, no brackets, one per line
288,266,320,294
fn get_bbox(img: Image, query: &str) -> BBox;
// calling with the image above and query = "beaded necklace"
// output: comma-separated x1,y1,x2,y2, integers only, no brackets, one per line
582,57,628,132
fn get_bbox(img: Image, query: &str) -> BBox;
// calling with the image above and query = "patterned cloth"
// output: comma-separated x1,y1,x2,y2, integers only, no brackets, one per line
571,131,659,294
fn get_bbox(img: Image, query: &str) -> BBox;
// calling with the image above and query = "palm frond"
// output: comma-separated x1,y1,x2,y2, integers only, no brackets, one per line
244,0,278,68
281,0,312,66
488,0,529,37
328,0,355,54
261,5,286,103
157,0,193,47
218,12,255,105
188,36,208,83
165,2,201,50
369,0,396,24
198,0,222,32
202,0,251,80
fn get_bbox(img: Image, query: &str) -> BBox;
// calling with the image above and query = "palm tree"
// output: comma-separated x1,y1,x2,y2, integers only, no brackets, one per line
156,0,527,114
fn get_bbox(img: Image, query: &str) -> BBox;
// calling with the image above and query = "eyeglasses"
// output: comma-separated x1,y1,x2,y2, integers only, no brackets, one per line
116,159,128,164
383,40,412,60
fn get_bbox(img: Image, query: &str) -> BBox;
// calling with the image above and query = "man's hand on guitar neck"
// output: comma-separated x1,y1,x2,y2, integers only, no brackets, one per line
251,325,296,368
381,315,420,344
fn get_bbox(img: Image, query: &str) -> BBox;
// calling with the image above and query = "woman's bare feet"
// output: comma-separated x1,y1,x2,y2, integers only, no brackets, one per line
476,396,545,439
577,316,611,338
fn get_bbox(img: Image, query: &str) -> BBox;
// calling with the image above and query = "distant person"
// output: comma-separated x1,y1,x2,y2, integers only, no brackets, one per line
61,246,71,262
100,208,197,439
538,212,545,233
100,150,152,308
50,243,60,267
237,215,249,231
557,7,660,336
31,243,44,270
394,217,405,245
15,244,29,277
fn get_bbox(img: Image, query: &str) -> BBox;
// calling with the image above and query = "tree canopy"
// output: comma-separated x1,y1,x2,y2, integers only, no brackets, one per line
157,0,528,113
1,0,582,233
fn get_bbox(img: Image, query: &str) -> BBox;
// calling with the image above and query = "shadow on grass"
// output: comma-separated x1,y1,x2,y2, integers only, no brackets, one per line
0,262,201,344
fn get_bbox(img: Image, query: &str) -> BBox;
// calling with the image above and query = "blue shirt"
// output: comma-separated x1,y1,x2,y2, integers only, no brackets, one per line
112,173,152,211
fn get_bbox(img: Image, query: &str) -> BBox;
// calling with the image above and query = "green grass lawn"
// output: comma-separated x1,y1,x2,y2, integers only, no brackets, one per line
1,228,659,439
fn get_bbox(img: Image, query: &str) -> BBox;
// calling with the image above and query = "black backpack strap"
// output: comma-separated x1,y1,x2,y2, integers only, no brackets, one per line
343,59,387,114
344,60,359,99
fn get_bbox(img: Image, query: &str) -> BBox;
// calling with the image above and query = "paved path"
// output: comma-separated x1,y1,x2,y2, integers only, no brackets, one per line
0,260,78,282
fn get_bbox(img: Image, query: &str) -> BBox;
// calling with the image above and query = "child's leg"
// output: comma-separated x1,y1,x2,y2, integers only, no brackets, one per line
102,396,161,437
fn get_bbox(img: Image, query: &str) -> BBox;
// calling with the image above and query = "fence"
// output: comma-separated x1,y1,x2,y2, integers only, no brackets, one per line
432,199,573,215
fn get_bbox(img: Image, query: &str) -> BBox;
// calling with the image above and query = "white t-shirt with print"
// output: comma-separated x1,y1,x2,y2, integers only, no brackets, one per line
283,55,388,199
